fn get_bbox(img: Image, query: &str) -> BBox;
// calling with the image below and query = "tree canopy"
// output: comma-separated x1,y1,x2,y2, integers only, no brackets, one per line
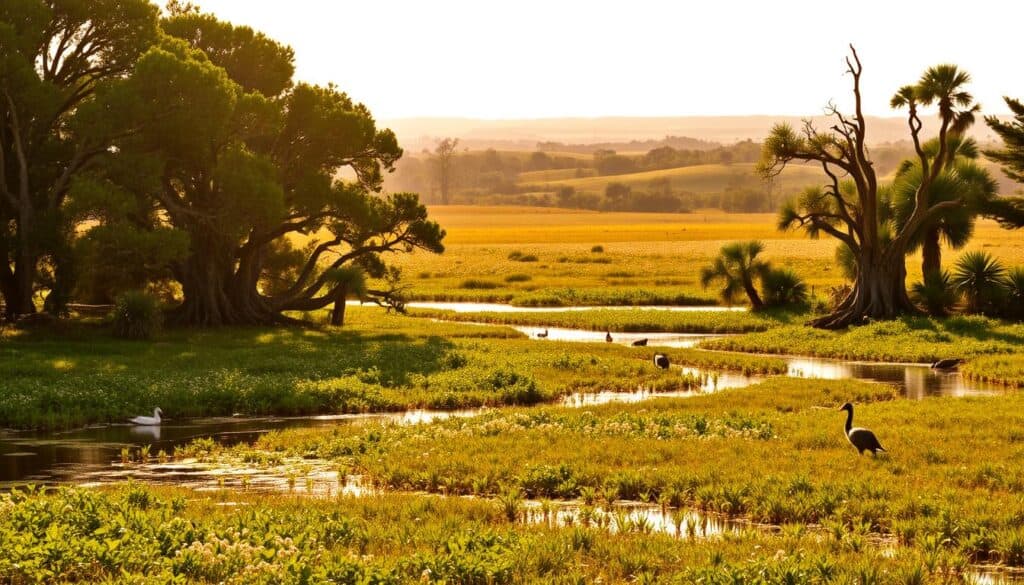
1,1,444,325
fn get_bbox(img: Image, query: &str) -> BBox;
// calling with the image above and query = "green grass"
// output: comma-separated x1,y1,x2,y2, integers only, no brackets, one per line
700,315,1024,363
200,378,1024,569
410,307,786,333
0,484,966,584
0,309,784,430
962,355,1024,387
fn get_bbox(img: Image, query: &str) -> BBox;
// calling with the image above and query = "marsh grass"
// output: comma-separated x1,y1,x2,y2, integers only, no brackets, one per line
701,315,1024,362
200,377,1024,567
411,307,786,333
0,484,965,584
0,308,785,429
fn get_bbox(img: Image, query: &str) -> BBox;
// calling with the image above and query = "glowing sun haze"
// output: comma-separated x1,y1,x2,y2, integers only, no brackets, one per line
188,0,1023,120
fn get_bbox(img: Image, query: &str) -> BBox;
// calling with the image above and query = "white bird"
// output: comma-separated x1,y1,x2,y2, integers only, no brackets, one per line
130,407,163,426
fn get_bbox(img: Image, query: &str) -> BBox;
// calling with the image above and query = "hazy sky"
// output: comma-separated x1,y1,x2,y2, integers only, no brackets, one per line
189,1,1023,120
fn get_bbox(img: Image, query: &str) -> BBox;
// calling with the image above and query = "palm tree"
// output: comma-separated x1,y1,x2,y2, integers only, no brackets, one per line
951,251,1006,315
915,64,981,137
700,241,770,309
891,136,998,281
761,268,809,307
910,271,958,317
1002,267,1024,320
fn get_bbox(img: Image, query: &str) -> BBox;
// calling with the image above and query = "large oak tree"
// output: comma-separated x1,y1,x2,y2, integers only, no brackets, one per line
95,13,443,326
0,0,159,318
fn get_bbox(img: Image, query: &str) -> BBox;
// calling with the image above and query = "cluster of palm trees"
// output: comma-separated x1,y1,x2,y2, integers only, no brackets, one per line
912,251,1024,318
699,241,808,310
702,238,1024,319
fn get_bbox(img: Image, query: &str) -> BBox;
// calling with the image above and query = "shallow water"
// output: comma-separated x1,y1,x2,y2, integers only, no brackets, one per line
0,315,1009,489
402,301,747,313
0,410,475,487
513,325,727,347
0,350,1004,486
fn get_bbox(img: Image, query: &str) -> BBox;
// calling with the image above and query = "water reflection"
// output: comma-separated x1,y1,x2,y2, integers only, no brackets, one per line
785,358,1004,399
0,412,472,487
401,301,747,313
521,500,738,539
511,325,725,348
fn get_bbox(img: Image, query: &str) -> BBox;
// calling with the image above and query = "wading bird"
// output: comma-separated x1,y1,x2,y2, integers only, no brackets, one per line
130,407,163,426
537,329,549,339
605,331,613,343
653,353,670,369
632,338,648,347
930,358,961,370
839,402,885,455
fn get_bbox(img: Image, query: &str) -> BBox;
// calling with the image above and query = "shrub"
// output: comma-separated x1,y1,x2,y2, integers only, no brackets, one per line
910,271,958,317
504,274,532,283
1002,267,1024,320
460,279,500,290
591,245,604,253
112,291,162,340
952,251,1006,315
514,254,539,263
761,268,809,307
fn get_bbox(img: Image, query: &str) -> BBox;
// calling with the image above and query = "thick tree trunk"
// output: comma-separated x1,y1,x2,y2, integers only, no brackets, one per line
921,227,942,278
169,229,283,327
329,283,348,326
811,248,918,329
9,252,37,317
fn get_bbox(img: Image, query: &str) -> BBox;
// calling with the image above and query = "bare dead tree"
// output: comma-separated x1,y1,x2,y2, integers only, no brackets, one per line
760,46,974,328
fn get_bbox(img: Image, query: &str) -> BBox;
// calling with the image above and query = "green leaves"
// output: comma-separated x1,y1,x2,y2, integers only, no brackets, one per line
162,11,295,97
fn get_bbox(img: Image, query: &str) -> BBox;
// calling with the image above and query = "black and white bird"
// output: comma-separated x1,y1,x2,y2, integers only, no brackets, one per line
537,329,549,339
930,358,961,371
130,407,163,426
605,331,613,343
839,402,885,455
631,338,648,347
653,353,670,369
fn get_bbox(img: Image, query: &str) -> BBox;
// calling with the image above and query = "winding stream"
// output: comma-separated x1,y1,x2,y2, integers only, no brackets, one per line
1,320,1019,581
403,301,747,313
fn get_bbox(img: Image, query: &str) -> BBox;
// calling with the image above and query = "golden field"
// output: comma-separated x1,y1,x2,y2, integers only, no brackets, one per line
386,206,1024,305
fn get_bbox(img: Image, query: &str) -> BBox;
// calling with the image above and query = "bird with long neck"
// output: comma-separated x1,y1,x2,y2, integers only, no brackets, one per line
839,402,885,455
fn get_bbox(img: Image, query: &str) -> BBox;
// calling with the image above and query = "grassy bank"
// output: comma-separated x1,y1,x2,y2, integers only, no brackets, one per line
193,378,1024,569
410,307,786,333
700,315,1024,363
0,309,784,430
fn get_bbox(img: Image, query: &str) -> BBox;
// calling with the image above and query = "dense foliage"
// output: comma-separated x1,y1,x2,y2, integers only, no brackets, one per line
0,1,444,325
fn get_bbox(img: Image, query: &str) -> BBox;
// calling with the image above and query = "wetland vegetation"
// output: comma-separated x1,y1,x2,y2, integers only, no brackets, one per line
5,1,1024,582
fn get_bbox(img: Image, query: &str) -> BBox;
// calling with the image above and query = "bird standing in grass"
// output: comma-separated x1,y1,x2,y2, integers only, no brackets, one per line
130,407,163,426
653,353,670,369
839,402,885,455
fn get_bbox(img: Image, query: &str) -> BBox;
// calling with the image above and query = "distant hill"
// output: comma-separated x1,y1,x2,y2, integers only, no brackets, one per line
383,115,1007,151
